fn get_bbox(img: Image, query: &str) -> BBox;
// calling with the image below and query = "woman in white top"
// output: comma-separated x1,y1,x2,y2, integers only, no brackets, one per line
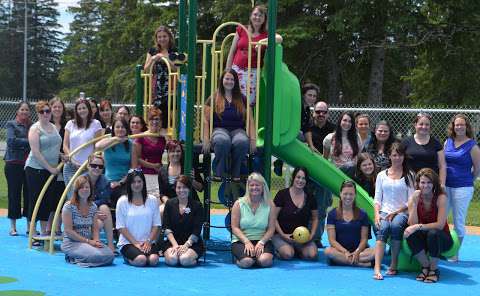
323,112,361,177
373,142,415,280
63,98,103,192
116,169,161,267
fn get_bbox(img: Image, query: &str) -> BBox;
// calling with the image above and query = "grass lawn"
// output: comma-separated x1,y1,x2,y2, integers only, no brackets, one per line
1,159,479,226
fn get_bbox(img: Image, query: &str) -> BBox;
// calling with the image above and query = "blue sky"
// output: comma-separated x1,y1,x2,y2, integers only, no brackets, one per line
57,0,78,33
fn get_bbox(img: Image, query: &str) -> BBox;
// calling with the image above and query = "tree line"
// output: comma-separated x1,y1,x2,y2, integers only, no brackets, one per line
0,0,63,100
1,1,479,106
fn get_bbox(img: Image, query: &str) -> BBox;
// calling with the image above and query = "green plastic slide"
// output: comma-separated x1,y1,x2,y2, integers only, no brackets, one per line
257,44,458,271
257,44,374,220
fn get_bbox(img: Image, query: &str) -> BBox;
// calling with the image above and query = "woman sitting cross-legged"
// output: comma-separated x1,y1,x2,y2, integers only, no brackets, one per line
231,173,276,268
324,180,374,266
116,169,162,267
271,167,318,260
404,168,452,283
163,175,204,267
61,176,114,267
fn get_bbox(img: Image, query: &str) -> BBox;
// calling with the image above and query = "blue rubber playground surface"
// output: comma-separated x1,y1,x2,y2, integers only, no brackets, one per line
1,215,479,296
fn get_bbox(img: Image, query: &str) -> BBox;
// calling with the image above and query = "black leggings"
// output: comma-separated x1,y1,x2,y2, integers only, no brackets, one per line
5,162,29,220
406,229,453,258
25,167,58,221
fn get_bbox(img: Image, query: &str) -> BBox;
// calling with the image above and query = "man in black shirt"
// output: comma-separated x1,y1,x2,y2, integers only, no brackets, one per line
305,101,335,153
305,101,335,248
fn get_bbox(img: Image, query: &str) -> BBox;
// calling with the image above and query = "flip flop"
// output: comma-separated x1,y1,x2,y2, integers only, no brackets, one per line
373,273,384,280
416,267,429,281
9,230,18,236
424,269,439,283
386,268,398,276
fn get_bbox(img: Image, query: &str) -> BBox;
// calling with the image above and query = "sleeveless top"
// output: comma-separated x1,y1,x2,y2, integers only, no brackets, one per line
212,97,247,132
232,196,270,242
62,201,97,243
445,138,476,188
25,122,61,170
417,194,449,235
136,136,166,174
103,140,132,182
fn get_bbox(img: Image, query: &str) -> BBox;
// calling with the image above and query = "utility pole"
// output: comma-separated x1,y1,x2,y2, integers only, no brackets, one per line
22,0,27,101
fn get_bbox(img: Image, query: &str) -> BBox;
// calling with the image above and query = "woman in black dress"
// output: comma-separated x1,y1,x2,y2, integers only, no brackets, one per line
144,25,176,129
163,175,204,267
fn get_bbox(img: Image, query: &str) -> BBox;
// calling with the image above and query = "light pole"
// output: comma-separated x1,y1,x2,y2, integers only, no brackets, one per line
22,0,27,101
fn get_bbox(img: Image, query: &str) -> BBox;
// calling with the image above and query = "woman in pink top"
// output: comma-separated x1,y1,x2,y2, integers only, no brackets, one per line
134,108,166,196
226,5,270,105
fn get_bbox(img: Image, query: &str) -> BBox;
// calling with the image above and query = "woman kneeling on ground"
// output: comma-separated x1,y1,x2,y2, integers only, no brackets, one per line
61,176,114,267
116,169,161,267
325,180,374,266
272,167,318,260
163,175,204,267
404,168,452,283
231,173,276,268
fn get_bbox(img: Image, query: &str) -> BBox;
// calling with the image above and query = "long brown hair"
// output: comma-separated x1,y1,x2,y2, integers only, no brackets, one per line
213,69,246,119
448,113,474,139
248,5,268,33
336,180,360,220
153,25,175,51
74,99,93,129
70,176,94,207
415,168,444,197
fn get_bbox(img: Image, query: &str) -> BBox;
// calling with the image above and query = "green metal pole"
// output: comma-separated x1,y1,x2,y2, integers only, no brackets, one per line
263,0,277,186
135,64,144,116
177,0,188,134
178,0,187,53
184,0,197,174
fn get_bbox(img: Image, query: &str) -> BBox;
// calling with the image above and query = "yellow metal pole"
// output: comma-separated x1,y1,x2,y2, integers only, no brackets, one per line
27,162,64,249
47,132,160,253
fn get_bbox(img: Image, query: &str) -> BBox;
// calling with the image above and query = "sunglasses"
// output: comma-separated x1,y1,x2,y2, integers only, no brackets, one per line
149,117,160,122
39,109,51,115
128,168,143,174
417,112,431,119
314,110,327,115
89,164,104,169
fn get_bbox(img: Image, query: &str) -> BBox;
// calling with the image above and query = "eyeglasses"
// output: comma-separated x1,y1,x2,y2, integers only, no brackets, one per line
128,168,143,174
89,164,104,169
149,117,160,122
314,110,327,115
38,109,51,115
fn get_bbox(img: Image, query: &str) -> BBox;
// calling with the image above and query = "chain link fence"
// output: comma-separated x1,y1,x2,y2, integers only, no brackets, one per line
1,98,479,200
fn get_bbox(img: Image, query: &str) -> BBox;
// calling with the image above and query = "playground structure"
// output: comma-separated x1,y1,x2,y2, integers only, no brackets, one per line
28,0,459,271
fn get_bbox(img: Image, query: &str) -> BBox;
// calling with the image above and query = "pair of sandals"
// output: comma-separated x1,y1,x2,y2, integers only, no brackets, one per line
9,229,18,236
416,267,440,283
212,176,242,182
373,268,397,280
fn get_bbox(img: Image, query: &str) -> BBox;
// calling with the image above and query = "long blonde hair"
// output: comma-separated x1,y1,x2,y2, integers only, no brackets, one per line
244,172,271,204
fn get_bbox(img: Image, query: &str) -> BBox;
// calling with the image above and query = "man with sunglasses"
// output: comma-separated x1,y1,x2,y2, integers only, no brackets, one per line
305,101,335,248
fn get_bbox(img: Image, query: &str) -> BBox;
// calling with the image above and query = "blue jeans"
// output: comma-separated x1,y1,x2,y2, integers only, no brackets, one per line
211,128,249,178
309,180,332,241
375,211,408,242
446,186,474,238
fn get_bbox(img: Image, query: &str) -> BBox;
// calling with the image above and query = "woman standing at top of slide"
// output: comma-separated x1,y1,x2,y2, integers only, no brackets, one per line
226,5,281,105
